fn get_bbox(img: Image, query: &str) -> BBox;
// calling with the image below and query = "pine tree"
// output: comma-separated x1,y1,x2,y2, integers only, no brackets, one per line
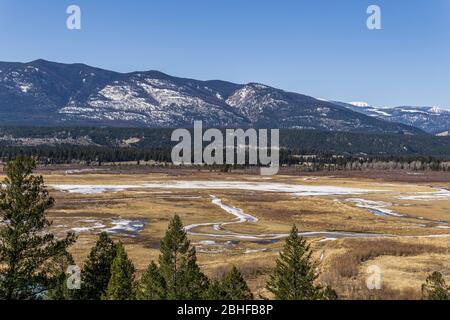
159,215,209,299
46,252,77,300
205,280,226,300
180,246,209,299
0,157,76,300
266,225,335,300
137,262,166,300
103,242,135,300
207,266,253,300
321,285,338,300
422,272,449,300
221,266,253,300
79,232,117,300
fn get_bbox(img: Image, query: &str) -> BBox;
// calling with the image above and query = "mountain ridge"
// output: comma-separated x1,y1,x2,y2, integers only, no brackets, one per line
0,59,424,134
337,101,450,134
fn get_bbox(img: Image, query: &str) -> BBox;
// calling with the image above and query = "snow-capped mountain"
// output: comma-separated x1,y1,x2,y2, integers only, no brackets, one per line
335,101,450,134
0,60,423,134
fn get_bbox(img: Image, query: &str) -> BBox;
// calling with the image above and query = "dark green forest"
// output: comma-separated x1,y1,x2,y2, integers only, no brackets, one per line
1,127,450,170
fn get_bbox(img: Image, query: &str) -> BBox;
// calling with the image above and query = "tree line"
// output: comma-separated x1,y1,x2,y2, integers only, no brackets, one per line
3,126,450,156
1,145,450,172
0,157,448,300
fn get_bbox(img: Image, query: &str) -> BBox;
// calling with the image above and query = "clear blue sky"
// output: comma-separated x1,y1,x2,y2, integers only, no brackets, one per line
1,0,449,107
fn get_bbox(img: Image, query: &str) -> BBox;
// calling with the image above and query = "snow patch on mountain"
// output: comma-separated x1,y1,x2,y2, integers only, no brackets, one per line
0,59,429,133
349,101,371,107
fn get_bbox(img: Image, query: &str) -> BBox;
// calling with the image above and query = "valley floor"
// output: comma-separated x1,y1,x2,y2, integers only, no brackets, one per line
3,166,449,299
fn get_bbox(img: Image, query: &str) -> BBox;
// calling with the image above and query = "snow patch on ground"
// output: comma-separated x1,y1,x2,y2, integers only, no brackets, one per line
345,198,404,217
52,185,140,194
59,218,145,236
52,181,378,197
398,189,450,201
243,249,267,254
198,240,217,246
319,238,338,242
104,219,145,235
211,196,258,223
71,222,106,233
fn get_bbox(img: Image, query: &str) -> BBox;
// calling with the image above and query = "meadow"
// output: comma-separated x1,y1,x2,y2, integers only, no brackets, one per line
14,166,449,299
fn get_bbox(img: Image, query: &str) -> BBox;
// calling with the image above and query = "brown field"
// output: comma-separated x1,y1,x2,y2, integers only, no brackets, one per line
2,166,449,300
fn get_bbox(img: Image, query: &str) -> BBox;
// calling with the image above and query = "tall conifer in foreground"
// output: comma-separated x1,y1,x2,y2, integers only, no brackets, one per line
103,242,135,300
158,215,208,299
266,225,336,300
137,261,167,300
0,157,76,300
422,272,449,300
207,266,253,300
46,252,77,300
221,266,253,300
79,232,117,300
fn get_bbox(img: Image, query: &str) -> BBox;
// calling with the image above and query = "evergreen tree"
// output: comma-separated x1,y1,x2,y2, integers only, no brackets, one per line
221,266,253,300
321,285,338,300
79,232,117,300
205,280,227,300
46,252,77,300
159,215,209,299
103,242,136,300
422,272,449,300
137,262,166,300
266,225,335,300
207,266,253,300
0,157,76,300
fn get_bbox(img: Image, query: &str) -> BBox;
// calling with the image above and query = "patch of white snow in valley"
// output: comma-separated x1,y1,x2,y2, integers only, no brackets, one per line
319,238,338,242
51,185,141,194
184,195,258,236
211,196,258,223
103,219,145,235
51,181,377,197
56,217,145,237
146,181,377,196
398,189,450,201
244,249,267,254
197,240,217,246
345,198,404,217
71,222,106,233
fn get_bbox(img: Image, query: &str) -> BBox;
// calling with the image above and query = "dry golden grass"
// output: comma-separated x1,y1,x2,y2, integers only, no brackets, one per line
8,170,448,299
319,237,450,299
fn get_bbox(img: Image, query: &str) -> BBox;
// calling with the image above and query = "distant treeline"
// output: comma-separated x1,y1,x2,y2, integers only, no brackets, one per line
0,145,172,164
284,153,450,172
2,126,450,170
1,145,450,172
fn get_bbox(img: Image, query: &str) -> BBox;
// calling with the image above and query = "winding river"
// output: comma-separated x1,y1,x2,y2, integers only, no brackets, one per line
52,181,450,240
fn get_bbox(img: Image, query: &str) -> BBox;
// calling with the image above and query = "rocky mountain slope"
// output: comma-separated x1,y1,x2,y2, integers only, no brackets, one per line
0,59,424,134
336,101,450,134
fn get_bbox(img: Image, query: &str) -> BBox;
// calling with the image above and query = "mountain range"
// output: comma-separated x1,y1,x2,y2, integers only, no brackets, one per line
0,59,447,135
335,102,450,135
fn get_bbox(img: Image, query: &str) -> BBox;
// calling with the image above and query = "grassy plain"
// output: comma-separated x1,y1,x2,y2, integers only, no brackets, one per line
2,166,449,299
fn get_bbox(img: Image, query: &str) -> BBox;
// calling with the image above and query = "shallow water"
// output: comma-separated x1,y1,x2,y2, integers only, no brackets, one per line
184,195,392,241
51,181,377,197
